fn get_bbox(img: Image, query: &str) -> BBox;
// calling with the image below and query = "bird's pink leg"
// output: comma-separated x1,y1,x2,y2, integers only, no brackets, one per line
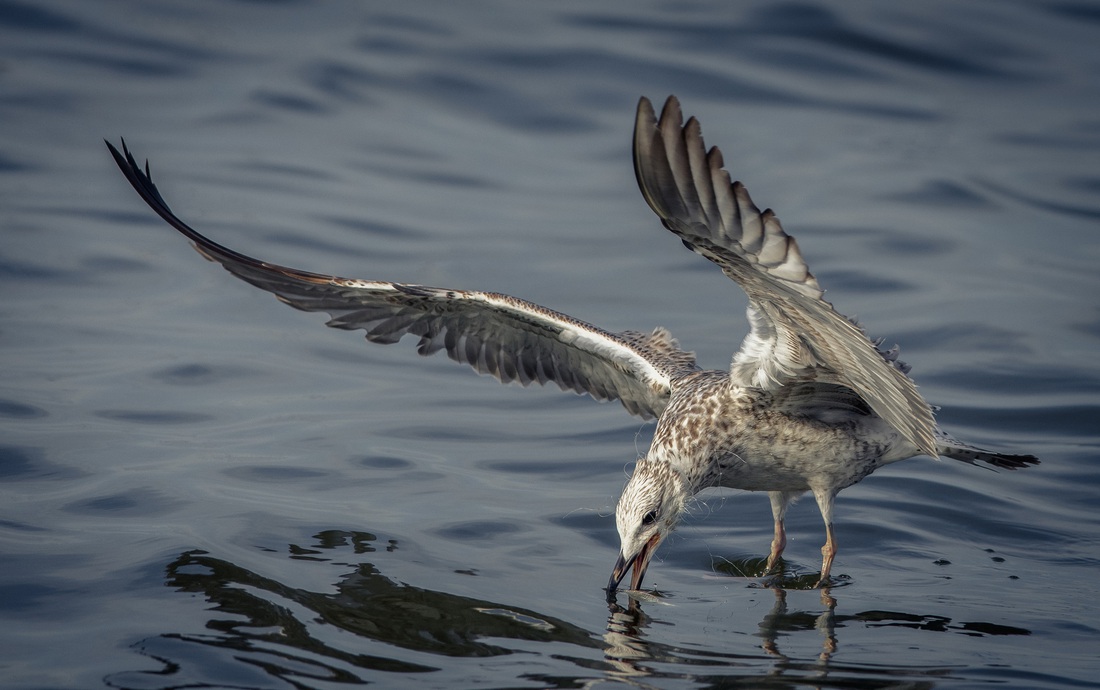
766,520,786,573
817,522,837,587
812,487,838,588
765,491,797,574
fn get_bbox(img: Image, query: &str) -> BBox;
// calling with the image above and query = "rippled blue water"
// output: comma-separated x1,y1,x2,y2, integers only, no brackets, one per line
3,1,1099,687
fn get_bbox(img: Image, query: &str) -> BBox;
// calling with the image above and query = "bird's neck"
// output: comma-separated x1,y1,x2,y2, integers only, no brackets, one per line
643,450,698,506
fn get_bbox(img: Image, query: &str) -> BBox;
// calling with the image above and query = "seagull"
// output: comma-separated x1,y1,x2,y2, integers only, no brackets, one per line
106,95,1038,596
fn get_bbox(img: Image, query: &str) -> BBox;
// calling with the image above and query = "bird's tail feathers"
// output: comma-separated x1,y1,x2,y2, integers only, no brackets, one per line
935,430,1039,470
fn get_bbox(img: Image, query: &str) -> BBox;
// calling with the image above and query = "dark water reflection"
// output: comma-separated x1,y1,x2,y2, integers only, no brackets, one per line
124,540,593,681
111,533,603,688
106,533,1037,689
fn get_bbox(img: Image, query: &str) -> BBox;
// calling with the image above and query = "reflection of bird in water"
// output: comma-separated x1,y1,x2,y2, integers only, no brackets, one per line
757,588,838,665
602,589,839,684
601,585,1030,686
107,95,1038,597
603,600,657,681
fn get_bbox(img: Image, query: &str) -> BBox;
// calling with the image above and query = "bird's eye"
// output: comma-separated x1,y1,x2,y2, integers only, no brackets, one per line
642,510,658,526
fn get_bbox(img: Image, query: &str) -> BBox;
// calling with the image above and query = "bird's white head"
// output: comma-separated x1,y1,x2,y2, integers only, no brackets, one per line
608,458,688,594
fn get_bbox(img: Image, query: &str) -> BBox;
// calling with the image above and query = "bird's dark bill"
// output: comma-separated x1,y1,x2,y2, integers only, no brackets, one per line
607,534,660,594
608,551,636,593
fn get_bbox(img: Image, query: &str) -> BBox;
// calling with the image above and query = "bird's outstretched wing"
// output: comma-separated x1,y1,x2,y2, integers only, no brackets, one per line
106,140,698,420
633,96,937,456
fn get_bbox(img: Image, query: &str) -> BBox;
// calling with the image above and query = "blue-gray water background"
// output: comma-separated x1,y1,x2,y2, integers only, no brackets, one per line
2,1,1098,688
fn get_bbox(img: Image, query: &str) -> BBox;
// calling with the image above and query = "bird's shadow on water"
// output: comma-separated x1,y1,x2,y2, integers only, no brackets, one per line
106,530,1031,689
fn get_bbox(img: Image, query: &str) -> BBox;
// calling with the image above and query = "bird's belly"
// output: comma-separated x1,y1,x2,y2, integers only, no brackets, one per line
704,423,894,493
712,457,814,492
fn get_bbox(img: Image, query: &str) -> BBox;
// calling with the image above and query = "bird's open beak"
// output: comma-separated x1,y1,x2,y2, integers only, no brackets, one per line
607,533,661,594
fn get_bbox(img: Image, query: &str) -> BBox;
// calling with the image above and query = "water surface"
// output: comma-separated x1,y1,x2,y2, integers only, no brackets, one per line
2,1,1099,688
